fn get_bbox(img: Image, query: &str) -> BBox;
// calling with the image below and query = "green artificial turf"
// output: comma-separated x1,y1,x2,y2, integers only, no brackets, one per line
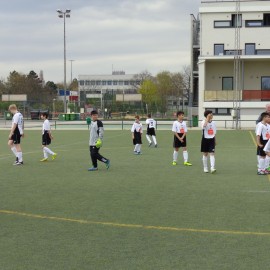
0,129,270,270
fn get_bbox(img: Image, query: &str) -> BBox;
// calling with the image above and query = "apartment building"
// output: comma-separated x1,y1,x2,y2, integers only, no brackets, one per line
192,0,270,127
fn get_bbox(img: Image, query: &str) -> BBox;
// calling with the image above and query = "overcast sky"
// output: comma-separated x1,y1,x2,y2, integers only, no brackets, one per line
0,0,201,83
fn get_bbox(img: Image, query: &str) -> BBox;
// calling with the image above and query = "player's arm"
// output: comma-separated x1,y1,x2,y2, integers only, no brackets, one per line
256,135,263,147
9,123,17,139
48,130,53,139
173,132,182,141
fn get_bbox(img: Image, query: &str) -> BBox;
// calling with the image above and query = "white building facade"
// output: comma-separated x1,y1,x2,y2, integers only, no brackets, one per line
78,71,142,112
194,0,270,128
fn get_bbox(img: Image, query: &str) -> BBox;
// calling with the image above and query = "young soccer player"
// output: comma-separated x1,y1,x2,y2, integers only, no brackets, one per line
145,114,157,147
88,110,110,171
256,112,270,175
201,110,217,173
40,112,57,162
8,104,24,165
172,111,192,166
131,115,143,155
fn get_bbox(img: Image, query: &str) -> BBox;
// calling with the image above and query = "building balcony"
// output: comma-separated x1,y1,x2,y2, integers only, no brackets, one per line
204,90,270,102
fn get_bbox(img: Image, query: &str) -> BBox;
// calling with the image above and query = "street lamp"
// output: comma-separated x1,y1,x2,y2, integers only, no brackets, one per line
69,59,75,84
57,9,71,113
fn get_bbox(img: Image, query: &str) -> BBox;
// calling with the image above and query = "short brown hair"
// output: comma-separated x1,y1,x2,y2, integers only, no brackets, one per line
135,115,140,120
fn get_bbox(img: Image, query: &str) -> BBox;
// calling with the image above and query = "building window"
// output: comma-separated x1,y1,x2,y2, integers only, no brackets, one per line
91,81,95,86
214,44,224,55
79,80,85,86
113,81,118,85
102,81,107,85
85,80,90,85
232,14,242,27
263,14,270,26
257,50,270,55
262,77,270,90
245,43,255,55
119,81,124,85
206,108,230,115
96,81,101,85
107,81,112,85
222,77,233,90
124,81,129,85
245,20,263,27
214,21,231,28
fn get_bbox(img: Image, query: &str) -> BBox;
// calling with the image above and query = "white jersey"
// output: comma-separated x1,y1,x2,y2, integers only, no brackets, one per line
131,122,143,133
146,118,156,129
172,120,187,134
42,119,51,134
12,111,24,135
201,120,216,139
256,122,270,140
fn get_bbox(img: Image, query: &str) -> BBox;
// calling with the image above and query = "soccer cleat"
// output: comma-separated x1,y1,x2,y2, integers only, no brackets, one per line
52,153,57,160
88,167,98,171
204,168,209,173
184,161,192,166
134,151,141,155
172,161,177,166
257,170,267,175
13,161,23,166
211,168,217,174
155,144,157,148
148,142,152,147
40,158,48,162
105,159,110,170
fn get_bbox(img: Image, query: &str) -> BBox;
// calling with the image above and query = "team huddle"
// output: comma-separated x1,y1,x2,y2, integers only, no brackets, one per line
7,104,217,173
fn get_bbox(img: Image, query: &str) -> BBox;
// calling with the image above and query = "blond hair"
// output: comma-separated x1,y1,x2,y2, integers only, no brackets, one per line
8,104,17,111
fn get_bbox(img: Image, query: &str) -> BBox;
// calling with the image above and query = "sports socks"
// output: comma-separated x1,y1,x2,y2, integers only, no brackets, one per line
210,155,215,169
146,135,151,144
183,151,188,162
17,151,23,162
11,146,17,157
44,147,54,155
152,136,157,145
202,155,208,168
173,151,178,162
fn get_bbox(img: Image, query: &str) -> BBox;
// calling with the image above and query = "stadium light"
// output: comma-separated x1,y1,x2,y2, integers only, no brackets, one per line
56,9,71,113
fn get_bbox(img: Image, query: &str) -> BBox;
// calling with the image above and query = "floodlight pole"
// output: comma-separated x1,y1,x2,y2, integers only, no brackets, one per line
57,9,71,113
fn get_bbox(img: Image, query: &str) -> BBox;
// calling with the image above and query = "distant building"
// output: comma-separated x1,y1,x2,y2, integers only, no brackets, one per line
192,0,270,128
78,71,142,111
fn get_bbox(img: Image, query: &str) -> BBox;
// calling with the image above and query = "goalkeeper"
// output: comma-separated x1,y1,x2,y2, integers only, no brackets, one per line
88,110,110,171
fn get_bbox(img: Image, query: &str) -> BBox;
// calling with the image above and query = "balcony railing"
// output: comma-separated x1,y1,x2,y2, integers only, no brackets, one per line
204,90,270,101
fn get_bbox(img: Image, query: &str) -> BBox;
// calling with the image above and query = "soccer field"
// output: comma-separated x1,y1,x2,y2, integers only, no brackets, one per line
1,129,270,270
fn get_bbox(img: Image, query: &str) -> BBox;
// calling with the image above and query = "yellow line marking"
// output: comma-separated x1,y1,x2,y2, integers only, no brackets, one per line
249,131,257,147
1,210,270,237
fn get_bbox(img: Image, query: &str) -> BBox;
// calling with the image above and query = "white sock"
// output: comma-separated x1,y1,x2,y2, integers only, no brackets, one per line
210,155,215,169
146,135,151,144
259,158,266,171
43,149,48,159
265,156,270,168
257,155,260,167
17,151,23,162
183,151,188,162
203,155,208,168
134,144,139,152
137,144,141,152
173,151,178,162
11,146,17,157
44,147,54,155
152,136,157,145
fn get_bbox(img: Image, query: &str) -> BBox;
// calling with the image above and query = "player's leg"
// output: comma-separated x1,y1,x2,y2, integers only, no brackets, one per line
95,147,110,169
146,134,152,146
89,146,98,171
152,135,157,147
202,153,209,173
173,147,179,165
14,134,23,164
8,140,18,163
209,153,216,173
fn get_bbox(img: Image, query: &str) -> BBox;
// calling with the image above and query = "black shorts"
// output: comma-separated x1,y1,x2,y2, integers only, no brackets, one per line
147,128,156,136
42,132,51,146
201,137,215,153
257,139,268,157
173,133,186,148
11,129,21,144
133,132,142,145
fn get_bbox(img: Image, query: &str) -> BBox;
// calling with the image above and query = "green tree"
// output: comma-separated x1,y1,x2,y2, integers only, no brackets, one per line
139,80,158,112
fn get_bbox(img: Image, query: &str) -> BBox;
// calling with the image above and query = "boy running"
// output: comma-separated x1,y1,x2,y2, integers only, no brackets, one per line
40,112,57,162
131,115,143,155
145,114,157,147
172,111,192,166
201,110,217,173
88,110,110,171
8,104,24,165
